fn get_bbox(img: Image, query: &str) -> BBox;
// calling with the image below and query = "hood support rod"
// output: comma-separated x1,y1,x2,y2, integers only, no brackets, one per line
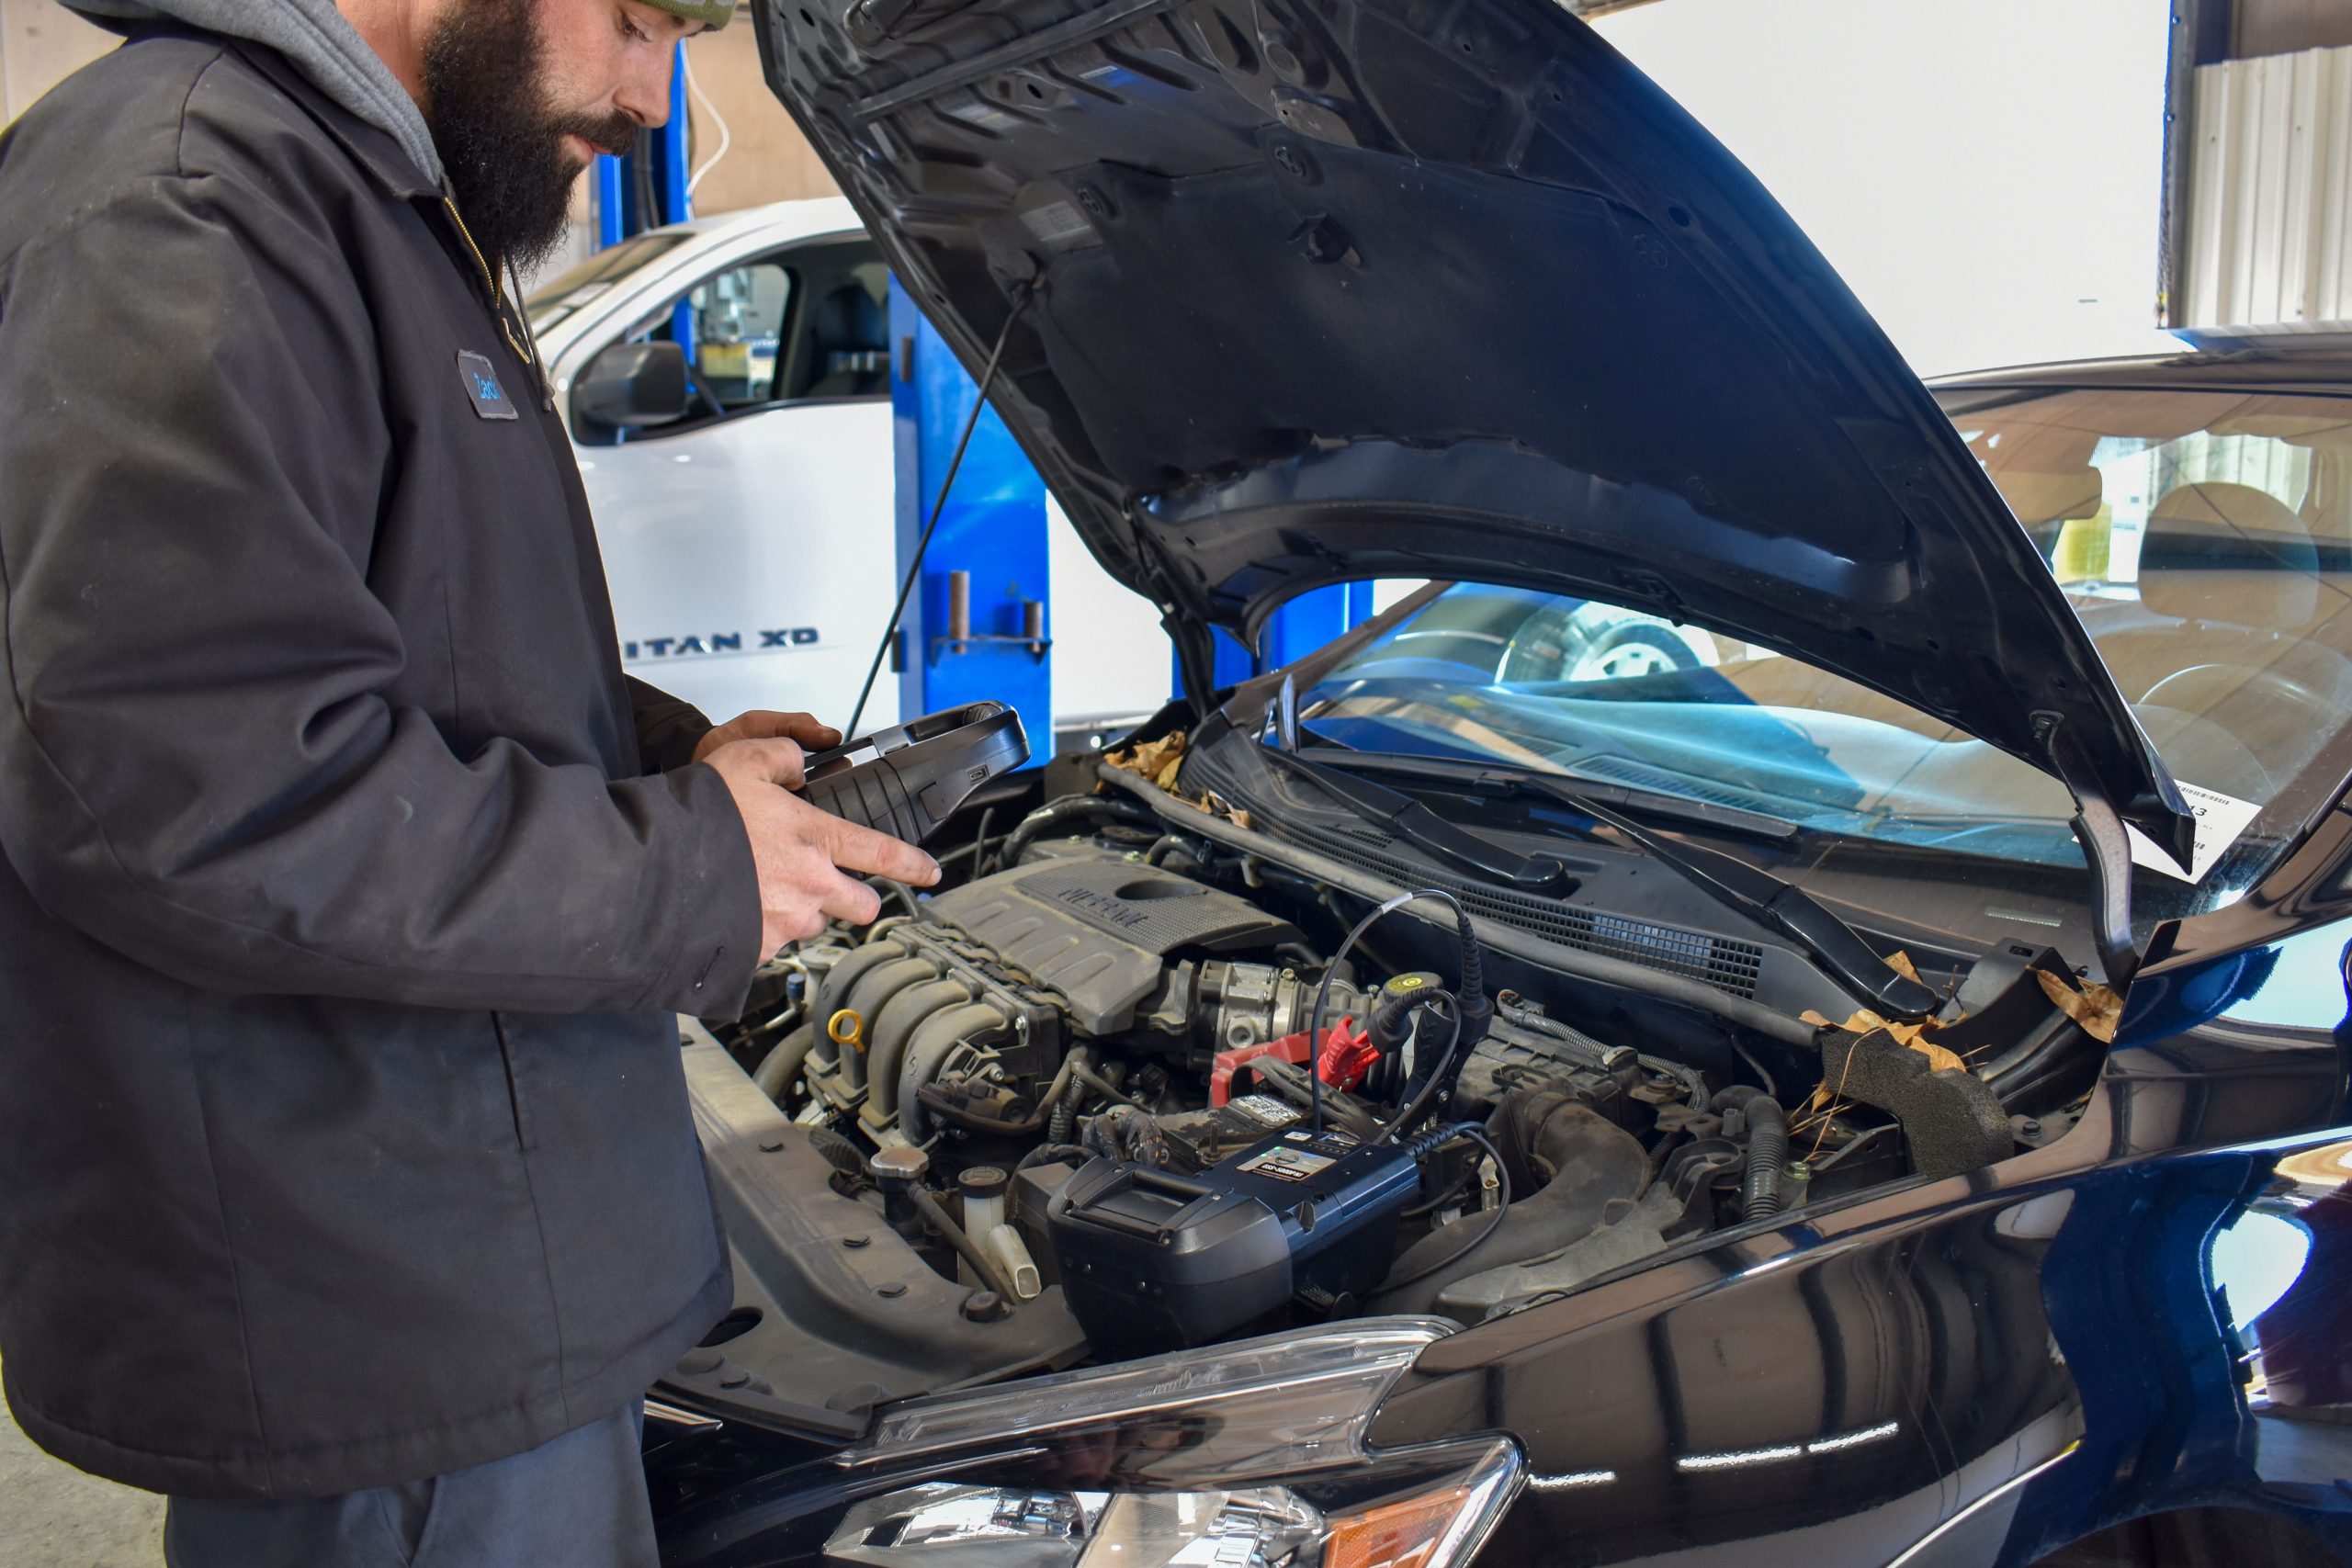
844,281,1035,738
2043,717,2143,989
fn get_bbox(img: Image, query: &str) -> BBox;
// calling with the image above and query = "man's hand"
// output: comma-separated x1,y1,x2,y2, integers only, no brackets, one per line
700,737,940,953
693,709,840,766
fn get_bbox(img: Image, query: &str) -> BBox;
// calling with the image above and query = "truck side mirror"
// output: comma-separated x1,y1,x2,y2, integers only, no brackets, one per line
572,340,690,434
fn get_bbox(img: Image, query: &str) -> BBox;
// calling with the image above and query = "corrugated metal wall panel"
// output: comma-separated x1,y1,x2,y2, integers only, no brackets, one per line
2185,44,2352,332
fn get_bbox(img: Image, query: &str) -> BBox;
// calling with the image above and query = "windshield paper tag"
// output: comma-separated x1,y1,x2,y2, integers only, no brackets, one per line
2123,781,2259,884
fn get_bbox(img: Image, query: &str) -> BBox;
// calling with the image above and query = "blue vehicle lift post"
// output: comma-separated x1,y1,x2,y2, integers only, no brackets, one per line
886,293,1376,743
887,281,1052,744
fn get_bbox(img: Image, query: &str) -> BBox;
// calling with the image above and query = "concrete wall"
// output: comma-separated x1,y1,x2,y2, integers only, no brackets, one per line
1594,0,2180,377
0,0,111,125
680,17,838,213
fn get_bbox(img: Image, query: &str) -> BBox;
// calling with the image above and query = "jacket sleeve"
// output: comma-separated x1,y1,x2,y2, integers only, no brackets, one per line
628,676,716,775
0,173,762,1016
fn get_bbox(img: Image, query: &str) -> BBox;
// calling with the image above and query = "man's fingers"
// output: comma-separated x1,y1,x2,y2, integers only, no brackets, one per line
729,710,841,750
763,913,808,954
819,815,941,886
814,871,883,929
780,712,842,750
720,736,808,787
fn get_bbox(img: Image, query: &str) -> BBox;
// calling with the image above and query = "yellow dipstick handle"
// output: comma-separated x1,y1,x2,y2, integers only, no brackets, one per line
828,1009,866,1055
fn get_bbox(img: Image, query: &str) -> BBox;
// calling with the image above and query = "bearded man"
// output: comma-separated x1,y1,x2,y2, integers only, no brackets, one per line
0,3,938,1562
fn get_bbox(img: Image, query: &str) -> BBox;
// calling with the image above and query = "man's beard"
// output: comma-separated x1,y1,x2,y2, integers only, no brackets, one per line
422,0,639,276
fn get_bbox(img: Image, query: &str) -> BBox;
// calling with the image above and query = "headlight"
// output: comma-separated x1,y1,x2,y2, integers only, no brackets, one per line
825,1439,1519,1568
833,1316,1460,1484
673,1319,1522,1568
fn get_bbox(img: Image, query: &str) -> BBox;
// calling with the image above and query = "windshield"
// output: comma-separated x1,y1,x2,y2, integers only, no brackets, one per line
524,232,689,333
1301,387,2352,911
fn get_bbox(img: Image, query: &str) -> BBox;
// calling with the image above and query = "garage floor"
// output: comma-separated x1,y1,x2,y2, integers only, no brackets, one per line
0,1359,164,1568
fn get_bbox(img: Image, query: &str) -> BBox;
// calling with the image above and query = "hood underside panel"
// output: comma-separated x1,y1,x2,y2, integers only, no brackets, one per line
755,0,2193,860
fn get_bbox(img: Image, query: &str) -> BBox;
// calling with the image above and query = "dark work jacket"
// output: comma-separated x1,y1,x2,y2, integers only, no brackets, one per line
0,28,762,1498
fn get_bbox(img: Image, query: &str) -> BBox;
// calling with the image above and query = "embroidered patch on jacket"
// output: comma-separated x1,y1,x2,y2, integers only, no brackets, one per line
456,350,518,421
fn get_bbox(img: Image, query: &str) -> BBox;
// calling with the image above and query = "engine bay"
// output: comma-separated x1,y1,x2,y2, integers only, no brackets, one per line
673,786,2118,1428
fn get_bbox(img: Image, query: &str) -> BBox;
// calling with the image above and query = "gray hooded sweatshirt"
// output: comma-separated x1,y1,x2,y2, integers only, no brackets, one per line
64,0,443,181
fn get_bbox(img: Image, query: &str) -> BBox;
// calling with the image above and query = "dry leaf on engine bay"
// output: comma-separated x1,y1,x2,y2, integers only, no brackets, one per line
1102,730,1187,784
2037,969,2123,1043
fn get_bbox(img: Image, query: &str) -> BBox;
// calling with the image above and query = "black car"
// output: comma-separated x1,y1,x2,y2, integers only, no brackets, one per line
633,3,2352,1564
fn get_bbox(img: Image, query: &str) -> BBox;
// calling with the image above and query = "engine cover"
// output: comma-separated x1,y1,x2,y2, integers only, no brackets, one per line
925,857,1303,1034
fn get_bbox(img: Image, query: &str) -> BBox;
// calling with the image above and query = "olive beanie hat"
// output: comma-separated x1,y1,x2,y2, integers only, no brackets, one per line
645,0,736,27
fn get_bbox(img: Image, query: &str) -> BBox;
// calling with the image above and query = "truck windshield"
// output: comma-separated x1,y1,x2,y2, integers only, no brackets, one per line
1300,387,2352,907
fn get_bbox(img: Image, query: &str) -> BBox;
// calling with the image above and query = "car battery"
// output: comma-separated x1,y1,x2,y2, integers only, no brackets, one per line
1154,1092,1304,1171
1046,1124,1421,1355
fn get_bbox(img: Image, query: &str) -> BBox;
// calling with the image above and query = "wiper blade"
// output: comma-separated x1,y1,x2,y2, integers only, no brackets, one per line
1296,748,1943,1021
1258,747,1575,895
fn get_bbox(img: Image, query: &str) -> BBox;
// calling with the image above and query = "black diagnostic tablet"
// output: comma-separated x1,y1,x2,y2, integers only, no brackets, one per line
796,702,1029,845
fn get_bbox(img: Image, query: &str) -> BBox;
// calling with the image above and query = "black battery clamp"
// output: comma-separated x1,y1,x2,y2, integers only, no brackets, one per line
795,702,1029,845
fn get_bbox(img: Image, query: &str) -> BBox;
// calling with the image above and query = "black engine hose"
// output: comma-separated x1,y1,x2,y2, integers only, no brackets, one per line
994,795,1159,872
805,1125,867,1179
913,1085,1046,1138
1713,1085,1789,1222
1046,1052,1082,1145
1145,833,1204,868
967,807,998,881
906,1184,1019,1303
1017,1143,1090,1172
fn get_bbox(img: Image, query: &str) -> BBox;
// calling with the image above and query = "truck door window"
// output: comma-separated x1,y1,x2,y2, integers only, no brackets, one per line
662,261,792,411
582,239,890,445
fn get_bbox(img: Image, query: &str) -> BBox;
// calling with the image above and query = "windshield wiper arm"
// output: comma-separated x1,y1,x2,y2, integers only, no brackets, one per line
1296,748,1943,1021
1258,747,1575,895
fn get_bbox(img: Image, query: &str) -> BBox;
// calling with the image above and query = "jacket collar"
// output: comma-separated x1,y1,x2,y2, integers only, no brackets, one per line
230,38,440,200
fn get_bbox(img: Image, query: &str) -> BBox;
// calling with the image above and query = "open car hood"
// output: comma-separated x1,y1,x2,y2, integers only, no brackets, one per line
757,0,2195,865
